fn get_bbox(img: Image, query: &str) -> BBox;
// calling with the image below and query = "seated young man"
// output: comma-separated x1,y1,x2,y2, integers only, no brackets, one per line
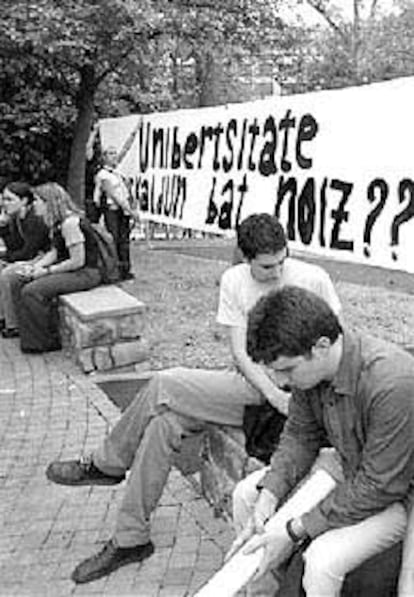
231,286,414,597
45,213,341,585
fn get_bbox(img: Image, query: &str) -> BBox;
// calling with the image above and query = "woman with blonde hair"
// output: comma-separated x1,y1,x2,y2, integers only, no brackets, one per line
11,182,102,353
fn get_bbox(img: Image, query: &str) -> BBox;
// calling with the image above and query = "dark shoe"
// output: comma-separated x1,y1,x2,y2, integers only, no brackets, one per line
121,272,135,281
0,319,5,331
71,539,154,584
46,456,125,486
2,327,19,338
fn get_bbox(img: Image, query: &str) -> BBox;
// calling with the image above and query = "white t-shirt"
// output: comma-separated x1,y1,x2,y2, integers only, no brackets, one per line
94,167,130,212
216,258,341,328
61,214,84,248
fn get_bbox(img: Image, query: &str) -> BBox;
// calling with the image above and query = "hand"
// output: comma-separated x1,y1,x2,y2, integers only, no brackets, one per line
225,517,256,562
253,489,278,534
243,521,294,580
264,386,291,416
15,263,34,278
31,266,48,279
130,209,140,224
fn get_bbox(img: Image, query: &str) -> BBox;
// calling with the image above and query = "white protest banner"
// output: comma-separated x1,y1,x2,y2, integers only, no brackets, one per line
99,76,414,273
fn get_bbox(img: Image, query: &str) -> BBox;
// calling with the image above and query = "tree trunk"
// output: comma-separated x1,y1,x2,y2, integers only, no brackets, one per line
195,51,219,107
351,0,362,82
66,64,96,208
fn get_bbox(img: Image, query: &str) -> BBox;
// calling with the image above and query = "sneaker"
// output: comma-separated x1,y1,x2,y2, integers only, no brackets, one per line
71,539,154,584
46,456,125,486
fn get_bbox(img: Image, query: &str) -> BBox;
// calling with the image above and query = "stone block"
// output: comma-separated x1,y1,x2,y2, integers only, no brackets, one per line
93,346,113,371
59,286,149,373
199,425,264,519
60,285,145,321
205,425,247,481
73,318,117,348
118,313,145,339
200,457,236,520
110,339,149,368
76,347,95,373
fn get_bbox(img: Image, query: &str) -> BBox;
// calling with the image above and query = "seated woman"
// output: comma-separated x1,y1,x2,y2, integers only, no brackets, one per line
0,182,50,337
10,182,102,353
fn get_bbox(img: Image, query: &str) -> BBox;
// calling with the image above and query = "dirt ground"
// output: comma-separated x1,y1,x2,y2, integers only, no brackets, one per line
126,238,414,371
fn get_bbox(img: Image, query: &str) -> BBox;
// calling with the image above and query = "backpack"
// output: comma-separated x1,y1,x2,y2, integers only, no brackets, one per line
85,221,120,284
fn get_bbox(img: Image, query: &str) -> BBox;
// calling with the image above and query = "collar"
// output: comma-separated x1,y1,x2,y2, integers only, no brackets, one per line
330,330,362,396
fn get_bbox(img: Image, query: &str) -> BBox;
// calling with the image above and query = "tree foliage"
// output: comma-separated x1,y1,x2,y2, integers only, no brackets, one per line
1,0,413,204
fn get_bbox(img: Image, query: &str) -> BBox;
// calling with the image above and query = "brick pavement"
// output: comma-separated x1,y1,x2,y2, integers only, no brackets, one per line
0,337,234,597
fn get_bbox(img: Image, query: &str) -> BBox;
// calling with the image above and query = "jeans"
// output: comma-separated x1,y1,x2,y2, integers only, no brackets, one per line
92,367,263,547
103,209,131,278
233,464,407,597
0,262,23,328
11,267,101,351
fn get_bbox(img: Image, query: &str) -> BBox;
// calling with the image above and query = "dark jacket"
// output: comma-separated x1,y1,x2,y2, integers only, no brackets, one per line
0,206,50,262
261,332,414,538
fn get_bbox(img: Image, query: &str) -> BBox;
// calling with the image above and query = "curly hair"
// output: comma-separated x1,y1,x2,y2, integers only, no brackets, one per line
247,286,342,364
4,182,36,205
237,213,287,260
34,182,83,228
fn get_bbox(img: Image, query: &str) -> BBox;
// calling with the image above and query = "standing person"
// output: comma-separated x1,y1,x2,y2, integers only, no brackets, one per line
231,286,414,597
10,182,102,353
0,182,50,337
45,213,341,585
93,146,138,281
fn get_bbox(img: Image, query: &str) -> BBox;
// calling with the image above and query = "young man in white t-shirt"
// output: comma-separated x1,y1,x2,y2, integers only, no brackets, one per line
45,213,341,584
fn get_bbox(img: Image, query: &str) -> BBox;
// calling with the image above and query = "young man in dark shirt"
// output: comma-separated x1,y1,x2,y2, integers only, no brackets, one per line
231,286,414,597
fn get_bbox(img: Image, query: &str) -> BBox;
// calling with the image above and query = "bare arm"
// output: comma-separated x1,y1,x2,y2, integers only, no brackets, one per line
229,325,289,415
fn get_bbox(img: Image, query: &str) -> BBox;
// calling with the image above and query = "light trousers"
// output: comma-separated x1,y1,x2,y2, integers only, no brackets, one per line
233,466,407,597
93,367,262,547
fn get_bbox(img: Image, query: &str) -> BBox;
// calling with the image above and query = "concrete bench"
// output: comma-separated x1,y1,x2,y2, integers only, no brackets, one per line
59,285,149,373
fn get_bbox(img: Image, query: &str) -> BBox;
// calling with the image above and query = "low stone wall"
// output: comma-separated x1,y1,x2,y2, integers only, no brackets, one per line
200,425,263,520
59,285,149,373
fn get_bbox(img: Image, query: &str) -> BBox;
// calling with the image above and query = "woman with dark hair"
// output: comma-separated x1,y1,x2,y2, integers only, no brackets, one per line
11,182,102,353
0,182,50,337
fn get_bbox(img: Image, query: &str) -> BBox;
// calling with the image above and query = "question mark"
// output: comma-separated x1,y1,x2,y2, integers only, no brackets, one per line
363,178,388,257
390,178,414,261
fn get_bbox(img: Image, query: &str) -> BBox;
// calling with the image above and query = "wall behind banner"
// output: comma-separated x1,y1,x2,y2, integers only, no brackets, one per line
101,77,414,274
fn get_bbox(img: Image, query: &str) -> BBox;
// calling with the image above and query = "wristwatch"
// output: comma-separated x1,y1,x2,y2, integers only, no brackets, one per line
286,517,310,547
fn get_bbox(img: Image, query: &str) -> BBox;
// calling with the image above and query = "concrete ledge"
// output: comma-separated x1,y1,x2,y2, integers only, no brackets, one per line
59,285,149,373
60,285,145,321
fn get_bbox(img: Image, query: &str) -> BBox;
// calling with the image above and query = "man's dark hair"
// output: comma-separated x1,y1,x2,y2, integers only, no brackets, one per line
247,286,342,364
4,182,36,205
237,213,287,260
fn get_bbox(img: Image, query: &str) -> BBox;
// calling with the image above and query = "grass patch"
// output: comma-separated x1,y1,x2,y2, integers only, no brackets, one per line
125,243,414,371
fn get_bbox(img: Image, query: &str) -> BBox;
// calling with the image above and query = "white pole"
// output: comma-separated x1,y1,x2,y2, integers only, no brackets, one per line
195,469,336,597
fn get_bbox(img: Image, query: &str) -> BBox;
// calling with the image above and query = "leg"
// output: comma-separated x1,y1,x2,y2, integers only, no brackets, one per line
114,408,204,546
0,265,24,329
303,502,407,597
233,468,268,534
117,212,131,278
48,368,263,583
14,268,100,352
104,209,129,276
232,468,281,597
93,367,263,476
0,261,7,321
